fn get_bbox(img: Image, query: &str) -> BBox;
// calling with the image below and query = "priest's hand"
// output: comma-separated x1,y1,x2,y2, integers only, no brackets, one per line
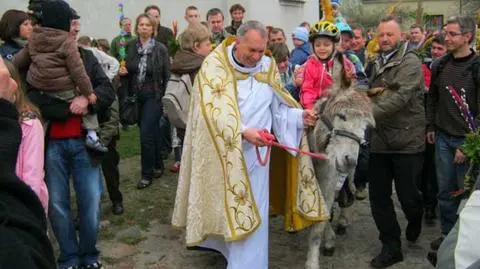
242,128,267,147
303,109,318,127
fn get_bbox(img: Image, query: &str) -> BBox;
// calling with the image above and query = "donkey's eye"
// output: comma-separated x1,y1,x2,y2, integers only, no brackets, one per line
335,113,347,121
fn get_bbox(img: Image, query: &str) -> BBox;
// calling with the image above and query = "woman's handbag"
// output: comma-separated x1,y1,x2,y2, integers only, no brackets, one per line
120,94,138,125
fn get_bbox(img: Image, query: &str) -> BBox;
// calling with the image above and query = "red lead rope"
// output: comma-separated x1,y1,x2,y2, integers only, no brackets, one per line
255,129,328,166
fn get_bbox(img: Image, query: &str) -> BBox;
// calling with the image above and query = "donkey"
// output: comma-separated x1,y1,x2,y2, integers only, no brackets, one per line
305,89,375,269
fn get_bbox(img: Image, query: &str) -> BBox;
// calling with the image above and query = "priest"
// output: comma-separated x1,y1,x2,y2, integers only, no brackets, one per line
172,20,330,269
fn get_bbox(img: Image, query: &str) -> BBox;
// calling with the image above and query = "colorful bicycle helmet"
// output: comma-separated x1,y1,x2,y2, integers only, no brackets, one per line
336,22,354,38
309,20,340,43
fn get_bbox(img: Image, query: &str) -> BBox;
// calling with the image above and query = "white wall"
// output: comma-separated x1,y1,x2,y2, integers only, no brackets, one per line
1,0,319,44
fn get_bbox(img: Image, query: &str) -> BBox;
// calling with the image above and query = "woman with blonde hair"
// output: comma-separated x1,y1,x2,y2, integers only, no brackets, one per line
5,61,48,214
169,22,212,172
119,13,170,189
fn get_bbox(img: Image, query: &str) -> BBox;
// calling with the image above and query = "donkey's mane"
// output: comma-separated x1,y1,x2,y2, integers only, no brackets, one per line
315,90,372,118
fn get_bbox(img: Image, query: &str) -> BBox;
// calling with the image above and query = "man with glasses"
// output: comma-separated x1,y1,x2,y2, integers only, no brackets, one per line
426,15,479,252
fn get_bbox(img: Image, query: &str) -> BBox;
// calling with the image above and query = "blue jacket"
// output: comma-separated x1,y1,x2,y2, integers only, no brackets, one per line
0,40,23,60
290,42,311,68
279,65,300,102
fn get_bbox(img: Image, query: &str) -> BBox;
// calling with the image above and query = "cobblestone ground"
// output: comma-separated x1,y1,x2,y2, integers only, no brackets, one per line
94,157,438,269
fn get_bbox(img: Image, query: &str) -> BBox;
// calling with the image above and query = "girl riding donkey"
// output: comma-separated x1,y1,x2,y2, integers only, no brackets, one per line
301,19,369,235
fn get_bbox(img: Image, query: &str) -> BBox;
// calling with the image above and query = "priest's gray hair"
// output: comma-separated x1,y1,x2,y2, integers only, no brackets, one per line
237,20,268,40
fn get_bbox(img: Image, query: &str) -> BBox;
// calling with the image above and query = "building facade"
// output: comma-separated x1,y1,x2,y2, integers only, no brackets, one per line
1,0,319,43
362,0,462,31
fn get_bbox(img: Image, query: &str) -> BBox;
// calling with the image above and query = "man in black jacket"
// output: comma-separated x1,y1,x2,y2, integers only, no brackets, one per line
40,15,114,269
144,4,173,159
0,56,56,269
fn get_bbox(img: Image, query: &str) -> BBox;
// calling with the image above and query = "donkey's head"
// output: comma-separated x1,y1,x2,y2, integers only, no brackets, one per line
312,90,375,174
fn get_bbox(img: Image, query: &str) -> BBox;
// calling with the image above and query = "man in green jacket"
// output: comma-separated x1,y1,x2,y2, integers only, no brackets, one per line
110,17,136,61
110,17,135,129
368,15,426,268
99,97,124,215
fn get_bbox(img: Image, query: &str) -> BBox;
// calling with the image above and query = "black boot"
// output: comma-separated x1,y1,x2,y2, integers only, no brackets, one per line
112,202,124,215
406,217,422,243
427,250,438,267
370,244,404,268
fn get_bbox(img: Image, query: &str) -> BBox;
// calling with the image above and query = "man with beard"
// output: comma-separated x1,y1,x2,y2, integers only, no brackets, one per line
368,15,425,268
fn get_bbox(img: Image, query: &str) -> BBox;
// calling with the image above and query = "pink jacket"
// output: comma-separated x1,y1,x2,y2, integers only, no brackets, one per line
300,55,355,109
15,116,48,214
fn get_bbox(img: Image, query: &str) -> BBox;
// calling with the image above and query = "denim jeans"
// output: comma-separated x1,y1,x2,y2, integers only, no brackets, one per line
435,132,468,235
159,114,172,158
137,91,164,180
45,139,103,269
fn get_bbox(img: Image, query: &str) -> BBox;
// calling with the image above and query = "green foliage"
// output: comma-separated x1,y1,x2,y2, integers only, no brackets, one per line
461,131,480,164
341,0,427,30
460,131,480,193
168,38,181,58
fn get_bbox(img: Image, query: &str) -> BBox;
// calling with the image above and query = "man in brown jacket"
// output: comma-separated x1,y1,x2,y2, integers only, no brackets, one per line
367,16,426,268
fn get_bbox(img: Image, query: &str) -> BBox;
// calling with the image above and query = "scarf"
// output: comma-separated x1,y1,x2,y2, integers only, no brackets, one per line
136,38,155,90
171,50,205,76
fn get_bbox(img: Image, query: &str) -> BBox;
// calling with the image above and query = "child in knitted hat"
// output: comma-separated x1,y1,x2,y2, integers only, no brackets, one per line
289,26,311,67
14,0,107,152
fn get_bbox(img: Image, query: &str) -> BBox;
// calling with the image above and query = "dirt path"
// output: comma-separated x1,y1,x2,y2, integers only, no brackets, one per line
93,156,436,269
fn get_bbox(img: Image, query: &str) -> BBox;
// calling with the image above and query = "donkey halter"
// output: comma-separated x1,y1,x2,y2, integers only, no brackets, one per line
319,101,363,146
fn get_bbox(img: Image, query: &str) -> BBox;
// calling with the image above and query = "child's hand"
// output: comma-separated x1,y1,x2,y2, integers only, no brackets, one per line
88,93,97,104
294,66,305,87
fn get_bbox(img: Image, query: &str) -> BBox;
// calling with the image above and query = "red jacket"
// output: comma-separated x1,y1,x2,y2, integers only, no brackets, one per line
300,55,355,109
422,63,432,90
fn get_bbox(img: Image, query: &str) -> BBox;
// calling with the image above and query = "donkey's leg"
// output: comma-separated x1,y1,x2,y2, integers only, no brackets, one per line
337,206,353,235
323,222,337,256
306,222,326,269
337,172,356,235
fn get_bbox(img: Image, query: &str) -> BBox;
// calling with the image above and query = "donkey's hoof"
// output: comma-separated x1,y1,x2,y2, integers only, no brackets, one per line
322,247,335,256
336,225,347,235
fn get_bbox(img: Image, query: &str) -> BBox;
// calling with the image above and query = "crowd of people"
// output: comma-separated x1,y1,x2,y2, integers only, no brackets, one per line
0,0,479,269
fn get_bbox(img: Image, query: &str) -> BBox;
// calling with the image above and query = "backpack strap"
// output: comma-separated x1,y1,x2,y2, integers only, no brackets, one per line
169,74,192,95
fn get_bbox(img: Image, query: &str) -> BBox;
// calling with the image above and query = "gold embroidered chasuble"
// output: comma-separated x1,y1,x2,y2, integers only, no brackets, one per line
171,37,329,246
